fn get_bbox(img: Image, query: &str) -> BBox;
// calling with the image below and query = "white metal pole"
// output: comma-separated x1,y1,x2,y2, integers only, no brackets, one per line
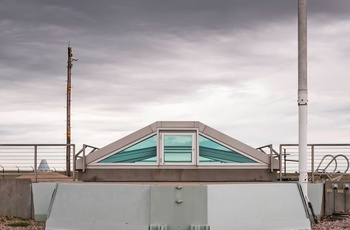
298,0,308,197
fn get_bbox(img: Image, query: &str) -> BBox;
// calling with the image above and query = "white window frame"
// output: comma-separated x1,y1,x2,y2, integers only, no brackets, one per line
159,132,197,165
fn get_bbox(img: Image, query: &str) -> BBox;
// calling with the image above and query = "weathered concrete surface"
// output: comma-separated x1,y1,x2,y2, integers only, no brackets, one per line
32,182,57,221
324,181,350,215
46,183,150,230
46,183,311,230
0,179,32,219
79,168,277,182
308,183,324,219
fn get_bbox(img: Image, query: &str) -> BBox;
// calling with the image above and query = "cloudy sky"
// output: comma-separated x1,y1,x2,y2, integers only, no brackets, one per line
1,0,349,151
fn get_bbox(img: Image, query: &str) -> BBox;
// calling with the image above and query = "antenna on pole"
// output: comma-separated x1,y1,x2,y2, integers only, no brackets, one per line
66,43,78,177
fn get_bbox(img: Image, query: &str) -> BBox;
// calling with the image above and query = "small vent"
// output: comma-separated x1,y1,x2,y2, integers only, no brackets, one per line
190,225,210,230
150,225,167,230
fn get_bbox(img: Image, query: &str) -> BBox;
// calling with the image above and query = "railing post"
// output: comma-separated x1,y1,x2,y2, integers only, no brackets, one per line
34,145,37,183
311,145,314,183
284,148,287,177
0,165,4,178
83,144,86,173
270,145,273,173
72,144,76,181
279,145,282,181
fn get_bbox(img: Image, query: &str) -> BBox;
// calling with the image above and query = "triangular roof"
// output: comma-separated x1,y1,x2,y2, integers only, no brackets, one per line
76,121,279,170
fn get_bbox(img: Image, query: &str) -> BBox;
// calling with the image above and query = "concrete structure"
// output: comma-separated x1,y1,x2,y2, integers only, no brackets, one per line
76,121,279,182
307,183,324,219
324,181,350,215
45,183,311,230
32,183,57,221
0,179,32,219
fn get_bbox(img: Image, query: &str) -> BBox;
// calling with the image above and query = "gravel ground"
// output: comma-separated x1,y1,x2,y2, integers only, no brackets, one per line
0,216,45,230
312,215,350,230
0,214,349,229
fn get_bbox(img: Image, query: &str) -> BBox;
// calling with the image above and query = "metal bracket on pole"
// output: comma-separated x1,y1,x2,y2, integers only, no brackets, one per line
298,90,308,105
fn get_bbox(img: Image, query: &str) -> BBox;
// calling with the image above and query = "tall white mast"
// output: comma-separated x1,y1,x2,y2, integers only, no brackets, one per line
298,0,308,197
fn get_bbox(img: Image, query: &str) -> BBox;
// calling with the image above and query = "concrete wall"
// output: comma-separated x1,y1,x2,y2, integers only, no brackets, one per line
32,183,57,221
79,168,277,182
324,181,350,215
207,183,311,229
307,183,324,219
0,179,32,219
46,183,311,230
46,184,151,230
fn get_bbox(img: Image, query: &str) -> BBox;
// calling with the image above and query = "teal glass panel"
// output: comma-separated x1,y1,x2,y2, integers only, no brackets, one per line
164,135,192,163
99,135,157,163
199,135,256,163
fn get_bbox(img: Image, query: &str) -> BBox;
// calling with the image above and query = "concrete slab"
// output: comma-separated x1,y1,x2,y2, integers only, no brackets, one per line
32,183,57,221
46,182,311,230
46,183,150,230
0,179,32,219
308,183,324,219
207,183,311,230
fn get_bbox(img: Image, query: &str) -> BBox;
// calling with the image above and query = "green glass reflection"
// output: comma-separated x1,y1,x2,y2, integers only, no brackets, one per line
199,135,256,163
164,135,192,162
99,135,157,163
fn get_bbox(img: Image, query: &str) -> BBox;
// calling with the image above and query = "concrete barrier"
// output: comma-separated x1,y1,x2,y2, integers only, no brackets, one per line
207,183,311,229
46,183,311,230
324,181,350,215
308,183,324,218
46,184,151,230
0,179,32,219
32,183,57,221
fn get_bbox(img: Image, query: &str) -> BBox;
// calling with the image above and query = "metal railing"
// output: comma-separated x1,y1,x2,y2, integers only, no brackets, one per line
73,144,99,179
256,144,280,172
279,144,350,182
0,144,75,182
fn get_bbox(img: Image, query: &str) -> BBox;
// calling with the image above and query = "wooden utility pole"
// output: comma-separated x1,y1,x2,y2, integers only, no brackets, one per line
66,46,77,176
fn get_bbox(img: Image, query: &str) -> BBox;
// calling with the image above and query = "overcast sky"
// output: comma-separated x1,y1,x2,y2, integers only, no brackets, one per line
1,0,349,151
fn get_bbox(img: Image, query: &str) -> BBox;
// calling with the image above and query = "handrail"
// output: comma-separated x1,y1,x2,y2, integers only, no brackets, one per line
315,154,349,174
73,144,99,179
316,155,338,173
256,144,280,173
0,143,75,182
0,165,3,178
335,154,350,173
280,143,350,182
257,144,279,156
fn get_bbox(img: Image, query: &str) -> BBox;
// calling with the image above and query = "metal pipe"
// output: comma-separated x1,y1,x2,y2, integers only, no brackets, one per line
333,184,338,212
83,144,86,173
34,145,37,183
279,145,283,181
298,0,308,197
72,144,76,180
344,184,349,212
311,145,314,182
270,146,273,173
284,148,287,177
0,165,4,178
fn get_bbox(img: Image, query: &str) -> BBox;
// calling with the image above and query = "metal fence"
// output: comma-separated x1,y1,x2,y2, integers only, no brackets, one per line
0,144,75,182
279,144,350,182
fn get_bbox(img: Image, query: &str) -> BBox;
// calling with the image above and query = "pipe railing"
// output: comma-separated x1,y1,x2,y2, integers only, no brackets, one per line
279,143,350,182
256,144,280,173
73,144,99,179
0,144,75,182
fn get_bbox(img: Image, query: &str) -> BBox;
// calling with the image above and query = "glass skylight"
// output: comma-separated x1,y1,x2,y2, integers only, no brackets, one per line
99,135,157,163
199,135,256,163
